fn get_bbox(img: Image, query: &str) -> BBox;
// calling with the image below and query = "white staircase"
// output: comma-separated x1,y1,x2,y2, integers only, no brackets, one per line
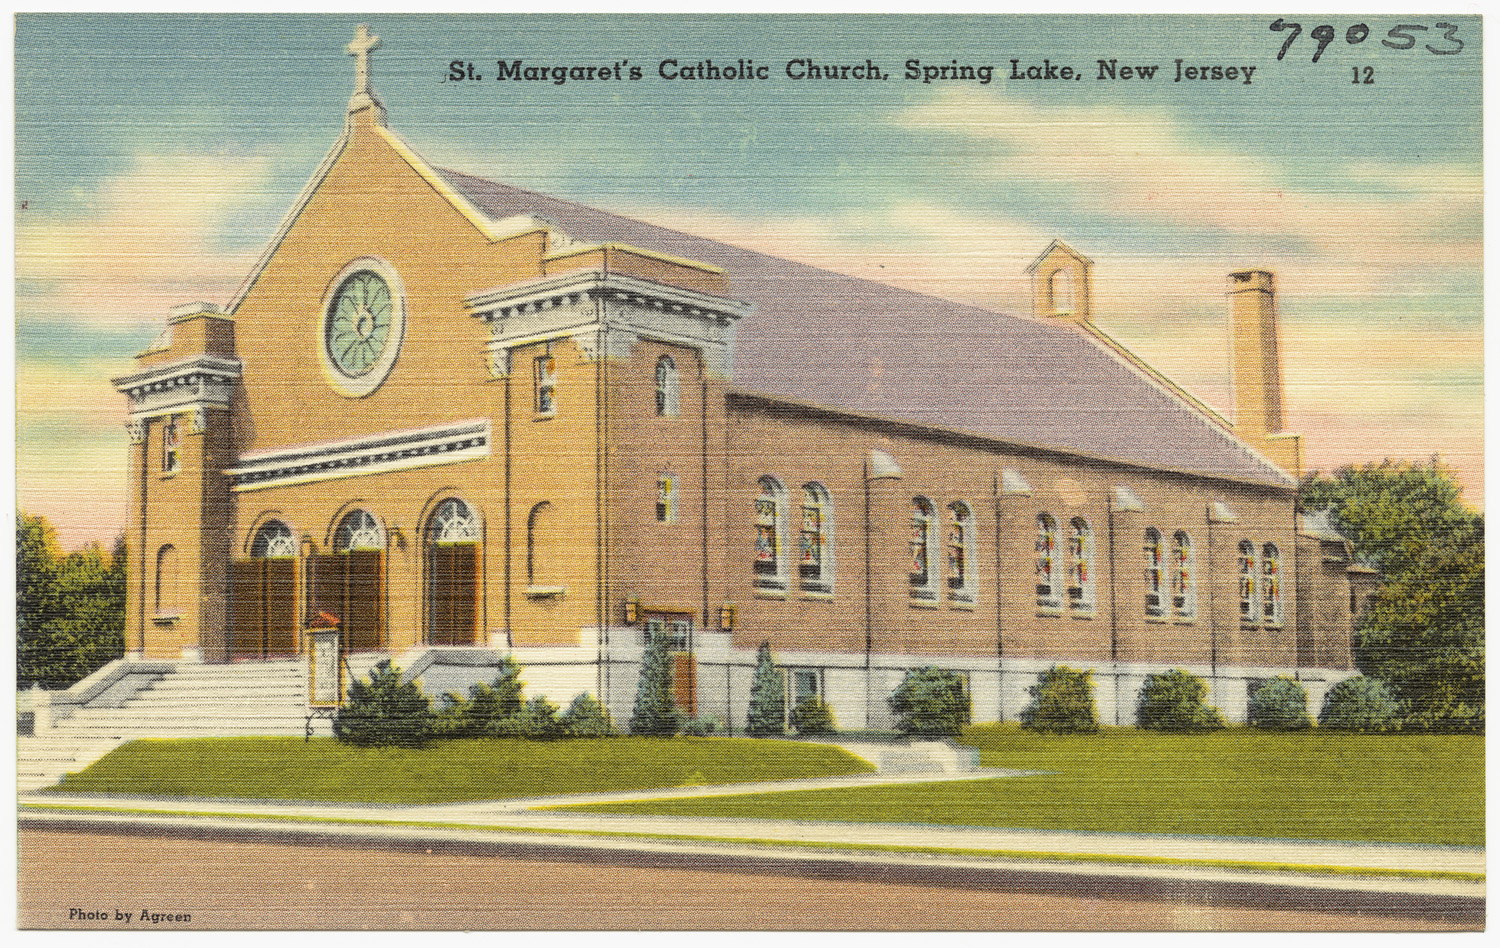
17,737,127,792
44,659,319,739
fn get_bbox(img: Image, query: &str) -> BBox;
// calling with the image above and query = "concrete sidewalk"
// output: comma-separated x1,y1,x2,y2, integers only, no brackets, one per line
19,768,1485,904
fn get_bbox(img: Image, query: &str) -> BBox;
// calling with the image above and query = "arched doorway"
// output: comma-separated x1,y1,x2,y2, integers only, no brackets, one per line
426,498,480,646
231,520,300,659
307,509,386,653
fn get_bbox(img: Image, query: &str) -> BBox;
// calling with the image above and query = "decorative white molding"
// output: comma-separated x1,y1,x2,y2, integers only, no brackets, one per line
1111,485,1145,513
127,421,146,444
112,355,242,423
1208,501,1239,524
467,269,747,377
188,408,207,435
228,419,490,492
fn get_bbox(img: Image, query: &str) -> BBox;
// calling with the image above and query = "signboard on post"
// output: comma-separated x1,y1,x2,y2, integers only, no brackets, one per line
308,627,343,708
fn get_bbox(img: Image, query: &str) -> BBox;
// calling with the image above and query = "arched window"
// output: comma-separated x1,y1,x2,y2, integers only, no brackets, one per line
429,498,481,645
1238,540,1259,623
799,483,832,594
527,501,552,587
1261,543,1283,627
1143,528,1164,617
333,509,384,552
909,497,938,601
1068,518,1095,613
753,477,787,590
655,355,679,417
1050,267,1075,316
154,544,179,616
947,502,976,603
1172,531,1196,618
1036,513,1059,609
251,520,297,559
162,419,181,474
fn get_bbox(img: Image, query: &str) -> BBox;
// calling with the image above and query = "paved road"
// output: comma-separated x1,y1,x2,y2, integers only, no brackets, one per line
18,826,1483,930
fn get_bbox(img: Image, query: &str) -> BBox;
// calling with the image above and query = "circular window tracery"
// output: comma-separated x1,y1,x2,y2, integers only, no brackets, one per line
428,498,480,545
318,258,406,397
334,510,385,552
251,520,297,558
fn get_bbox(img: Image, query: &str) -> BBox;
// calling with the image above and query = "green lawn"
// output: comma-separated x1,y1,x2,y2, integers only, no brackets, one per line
565,727,1485,847
48,736,874,805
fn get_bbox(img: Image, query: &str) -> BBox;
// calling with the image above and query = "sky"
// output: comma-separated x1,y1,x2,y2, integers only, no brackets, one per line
13,12,1484,548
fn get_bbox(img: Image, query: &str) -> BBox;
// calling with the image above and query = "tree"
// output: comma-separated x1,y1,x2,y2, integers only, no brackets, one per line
630,635,680,736
890,666,971,737
1019,665,1099,734
1318,676,1401,733
746,642,785,737
17,512,126,689
1300,460,1484,732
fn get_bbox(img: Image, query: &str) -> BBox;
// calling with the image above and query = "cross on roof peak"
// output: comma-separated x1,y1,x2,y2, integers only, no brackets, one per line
347,24,381,96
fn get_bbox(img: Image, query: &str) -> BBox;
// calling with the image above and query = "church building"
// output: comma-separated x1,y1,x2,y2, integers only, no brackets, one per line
111,28,1366,728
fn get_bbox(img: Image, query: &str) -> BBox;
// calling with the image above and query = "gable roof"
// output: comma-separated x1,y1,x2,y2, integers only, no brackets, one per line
437,168,1293,489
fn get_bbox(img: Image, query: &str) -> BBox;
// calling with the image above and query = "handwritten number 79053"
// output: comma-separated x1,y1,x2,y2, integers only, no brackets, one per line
1270,19,1463,62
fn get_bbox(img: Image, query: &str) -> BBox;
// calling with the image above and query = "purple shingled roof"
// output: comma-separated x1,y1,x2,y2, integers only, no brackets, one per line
438,168,1291,488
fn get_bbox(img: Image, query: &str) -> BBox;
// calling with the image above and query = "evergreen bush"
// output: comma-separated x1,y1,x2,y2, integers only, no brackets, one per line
791,695,836,735
630,636,681,736
1019,665,1099,733
681,713,724,737
559,693,615,737
1247,676,1312,731
746,642,786,737
1135,669,1226,732
334,660,434,747
1318,675,1401,732
431,657,526,738
514,694,563,739
890,666,971,736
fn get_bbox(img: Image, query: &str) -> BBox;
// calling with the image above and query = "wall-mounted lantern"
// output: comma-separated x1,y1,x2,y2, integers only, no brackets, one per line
624,597,640,625
718,603,736,632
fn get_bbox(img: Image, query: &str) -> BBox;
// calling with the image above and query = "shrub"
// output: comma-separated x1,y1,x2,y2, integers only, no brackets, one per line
746,642,785,737
430,657,526,739
630,636,681,736
511,694,563,739
681,713,724,737
560,693,615,737
1135,669,1225,732
1318,676,1401,732
1020,665,1099,733
890,666,971,737
1248,676,1312,731
791,696,836,735
334,660,434,747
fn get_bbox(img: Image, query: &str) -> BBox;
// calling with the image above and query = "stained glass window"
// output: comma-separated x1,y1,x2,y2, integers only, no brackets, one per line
1036,514,1059,608
162,419,181,474
910,498,937,600
799,483,831,593
334,510,385,553
947,502,975,602
1143,528,1164,617
1262,543,1283,626
1068,518,1095,612
1238,541,1259,623
1172,531,1196,618
753,477,786,590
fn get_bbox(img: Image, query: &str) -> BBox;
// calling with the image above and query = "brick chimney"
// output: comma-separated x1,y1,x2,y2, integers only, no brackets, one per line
1228,270,1302,475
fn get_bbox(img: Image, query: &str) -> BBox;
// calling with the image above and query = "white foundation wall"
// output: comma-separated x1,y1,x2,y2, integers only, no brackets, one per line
422,635,1358,733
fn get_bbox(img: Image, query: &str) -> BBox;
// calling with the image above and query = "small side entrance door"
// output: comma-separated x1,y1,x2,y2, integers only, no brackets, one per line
644,612,696,715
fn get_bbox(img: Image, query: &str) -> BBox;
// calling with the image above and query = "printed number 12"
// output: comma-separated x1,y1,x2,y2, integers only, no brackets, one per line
1352,66,1374,84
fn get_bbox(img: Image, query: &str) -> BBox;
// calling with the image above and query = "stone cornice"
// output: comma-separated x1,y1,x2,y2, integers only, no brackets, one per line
465,270,749,327
227,419,490,492
112,355,243,422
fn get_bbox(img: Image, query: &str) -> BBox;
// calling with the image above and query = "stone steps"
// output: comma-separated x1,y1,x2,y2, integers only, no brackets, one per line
17,737,127,792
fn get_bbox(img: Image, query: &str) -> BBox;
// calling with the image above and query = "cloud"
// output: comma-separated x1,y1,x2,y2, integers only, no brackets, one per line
16,152,280,330
893,87,1482,285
